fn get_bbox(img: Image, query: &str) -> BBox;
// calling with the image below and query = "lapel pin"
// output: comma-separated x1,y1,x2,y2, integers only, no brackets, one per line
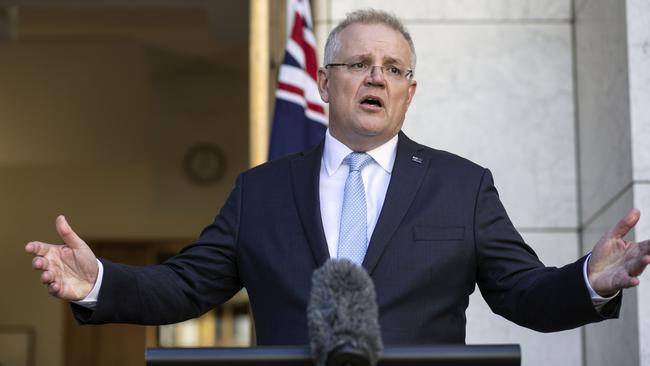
411,156,423,164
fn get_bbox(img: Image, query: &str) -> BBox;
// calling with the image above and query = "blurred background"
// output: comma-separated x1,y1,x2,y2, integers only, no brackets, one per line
0,1,648,366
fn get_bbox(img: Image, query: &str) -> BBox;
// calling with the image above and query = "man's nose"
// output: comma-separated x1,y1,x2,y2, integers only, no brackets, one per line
366,65,386,85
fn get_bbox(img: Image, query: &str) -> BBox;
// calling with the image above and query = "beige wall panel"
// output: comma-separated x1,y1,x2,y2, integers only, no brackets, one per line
0,40,247,366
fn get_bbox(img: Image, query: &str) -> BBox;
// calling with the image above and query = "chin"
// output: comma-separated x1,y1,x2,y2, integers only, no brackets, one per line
354,120,387,133
354,127,383,138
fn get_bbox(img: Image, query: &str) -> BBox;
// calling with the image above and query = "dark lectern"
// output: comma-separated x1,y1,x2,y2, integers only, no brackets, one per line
146,345,520,366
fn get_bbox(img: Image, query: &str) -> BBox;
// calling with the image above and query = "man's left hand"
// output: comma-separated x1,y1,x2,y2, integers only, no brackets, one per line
588,208,650,297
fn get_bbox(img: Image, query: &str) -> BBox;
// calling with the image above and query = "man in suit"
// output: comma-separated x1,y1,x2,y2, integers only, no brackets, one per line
26,9,650,345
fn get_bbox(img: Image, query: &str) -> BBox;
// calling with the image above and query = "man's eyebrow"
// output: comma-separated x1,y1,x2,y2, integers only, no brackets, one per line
382,56,407,66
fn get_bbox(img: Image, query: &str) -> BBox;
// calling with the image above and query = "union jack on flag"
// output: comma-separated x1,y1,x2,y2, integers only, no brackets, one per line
269,0,327,160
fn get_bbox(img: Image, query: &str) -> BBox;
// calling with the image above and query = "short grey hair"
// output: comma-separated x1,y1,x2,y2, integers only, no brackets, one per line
323,9,416,72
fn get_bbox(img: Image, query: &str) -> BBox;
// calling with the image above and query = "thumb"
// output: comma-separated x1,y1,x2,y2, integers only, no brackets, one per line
55,215,85,249
605,208,640,240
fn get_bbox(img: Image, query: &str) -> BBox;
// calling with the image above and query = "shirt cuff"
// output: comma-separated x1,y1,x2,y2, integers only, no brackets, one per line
71,258,103,310
583,253,619,311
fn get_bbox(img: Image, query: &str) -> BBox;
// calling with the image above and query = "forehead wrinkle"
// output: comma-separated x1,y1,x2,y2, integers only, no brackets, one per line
338,40,408,65
344,52,372,61
342,52,409,67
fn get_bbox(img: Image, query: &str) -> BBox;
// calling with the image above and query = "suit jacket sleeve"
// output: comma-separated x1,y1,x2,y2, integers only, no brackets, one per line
475,169,621,332
72,175,245,325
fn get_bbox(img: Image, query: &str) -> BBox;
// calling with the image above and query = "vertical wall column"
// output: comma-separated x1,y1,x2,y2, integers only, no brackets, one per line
576,0,650,365
249,0,270,167
627,0,650,364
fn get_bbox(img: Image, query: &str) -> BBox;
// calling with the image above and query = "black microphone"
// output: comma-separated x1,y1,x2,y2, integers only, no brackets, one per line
307,259,383,366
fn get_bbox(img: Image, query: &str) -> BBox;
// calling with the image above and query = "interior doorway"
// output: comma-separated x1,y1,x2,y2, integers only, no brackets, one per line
0,2,253,366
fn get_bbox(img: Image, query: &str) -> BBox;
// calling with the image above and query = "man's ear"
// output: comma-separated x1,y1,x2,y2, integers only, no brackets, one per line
317,68,330,103
405,79,417,108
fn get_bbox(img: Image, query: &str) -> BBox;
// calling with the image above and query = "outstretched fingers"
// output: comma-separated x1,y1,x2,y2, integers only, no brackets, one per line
31,256,49,271
33,256,62,296
637,243,650,260
605,266,639,290
47,282,62,297
623,277,641,288
25,241,51,257
627,240,650,277
39,269,54,285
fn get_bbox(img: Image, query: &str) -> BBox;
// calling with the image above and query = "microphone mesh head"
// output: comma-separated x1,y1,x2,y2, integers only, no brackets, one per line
307,259,383,366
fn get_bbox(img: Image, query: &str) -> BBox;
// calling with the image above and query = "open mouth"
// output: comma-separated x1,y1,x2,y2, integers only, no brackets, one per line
360,96,383,108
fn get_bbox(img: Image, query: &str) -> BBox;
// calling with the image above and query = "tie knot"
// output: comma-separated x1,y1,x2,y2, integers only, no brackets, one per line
345,152,373,172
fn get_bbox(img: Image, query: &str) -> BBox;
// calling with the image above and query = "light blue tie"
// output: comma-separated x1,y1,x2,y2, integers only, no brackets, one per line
337,152,374,265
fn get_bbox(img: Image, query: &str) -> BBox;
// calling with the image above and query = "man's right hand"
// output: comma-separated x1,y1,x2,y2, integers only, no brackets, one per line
25,215,98,301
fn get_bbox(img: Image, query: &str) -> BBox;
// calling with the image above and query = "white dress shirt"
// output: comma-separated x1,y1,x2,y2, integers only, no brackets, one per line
319,129,397,258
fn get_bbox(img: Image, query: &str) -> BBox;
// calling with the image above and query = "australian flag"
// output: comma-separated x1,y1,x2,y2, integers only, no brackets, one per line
269,0,327,160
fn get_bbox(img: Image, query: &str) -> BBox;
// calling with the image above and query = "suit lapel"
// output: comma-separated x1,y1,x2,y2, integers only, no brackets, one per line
363,132,428,274
290,141,330,266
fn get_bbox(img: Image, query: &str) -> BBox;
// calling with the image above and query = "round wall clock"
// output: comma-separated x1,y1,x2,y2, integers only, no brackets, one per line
182,143,226,186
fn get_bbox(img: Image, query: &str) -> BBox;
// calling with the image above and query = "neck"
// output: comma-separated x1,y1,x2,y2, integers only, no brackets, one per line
329,129,397,153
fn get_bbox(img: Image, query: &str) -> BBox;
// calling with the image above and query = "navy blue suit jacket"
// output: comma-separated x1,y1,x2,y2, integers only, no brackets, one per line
74,132,620,344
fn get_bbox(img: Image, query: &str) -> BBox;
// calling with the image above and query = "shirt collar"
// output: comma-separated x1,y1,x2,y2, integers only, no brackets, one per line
323,129,398,176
